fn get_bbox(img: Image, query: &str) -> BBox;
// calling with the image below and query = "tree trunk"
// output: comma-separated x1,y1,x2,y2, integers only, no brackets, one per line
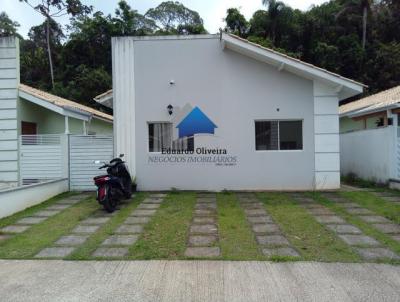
46,17,55,88
362,6,367,49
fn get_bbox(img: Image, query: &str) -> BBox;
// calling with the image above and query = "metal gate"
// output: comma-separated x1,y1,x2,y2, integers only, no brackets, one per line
20,135,67,185
69,135,113,191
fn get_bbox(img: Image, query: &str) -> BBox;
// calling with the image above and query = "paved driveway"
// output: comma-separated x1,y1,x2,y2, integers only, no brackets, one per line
0,260,399,302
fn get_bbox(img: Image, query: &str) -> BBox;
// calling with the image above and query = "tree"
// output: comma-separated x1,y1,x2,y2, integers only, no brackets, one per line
113,0,156,35
224,8,248,37
261,0,286,43
145,1,206,34
336,0,373,49
19,0,92,88
0,12,20,37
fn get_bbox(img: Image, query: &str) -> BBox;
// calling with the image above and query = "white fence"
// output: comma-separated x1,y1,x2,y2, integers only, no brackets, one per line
19,135,68,185
69,135,114,191
340,127,395,183
18,134,113,191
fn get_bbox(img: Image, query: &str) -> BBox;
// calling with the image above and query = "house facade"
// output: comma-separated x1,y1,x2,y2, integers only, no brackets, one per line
112,33,364,191
339,86,400,185
0,37,113,189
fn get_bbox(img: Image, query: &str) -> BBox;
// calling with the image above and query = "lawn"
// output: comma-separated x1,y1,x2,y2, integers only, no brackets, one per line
258,192,360,262
0,190,399,263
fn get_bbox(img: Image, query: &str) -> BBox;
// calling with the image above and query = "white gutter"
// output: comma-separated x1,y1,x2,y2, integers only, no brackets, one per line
343,104,400,118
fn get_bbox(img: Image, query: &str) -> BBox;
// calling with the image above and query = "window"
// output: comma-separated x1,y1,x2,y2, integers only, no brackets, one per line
255,120,303,151
148,122,172,152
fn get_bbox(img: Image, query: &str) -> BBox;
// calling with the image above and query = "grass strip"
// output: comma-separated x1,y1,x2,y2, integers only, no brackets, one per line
0,196,97,259
128,192,196,259
310,192,400,264
341,191,400,224
68,192,146,260
217,192,262,260
258,192,360,262
0,191,79,230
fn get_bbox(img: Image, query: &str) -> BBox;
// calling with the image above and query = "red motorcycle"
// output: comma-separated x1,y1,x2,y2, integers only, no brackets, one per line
94,154,132,212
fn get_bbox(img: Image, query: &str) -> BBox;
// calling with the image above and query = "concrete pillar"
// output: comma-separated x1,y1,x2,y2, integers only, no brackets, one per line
0,37,19,187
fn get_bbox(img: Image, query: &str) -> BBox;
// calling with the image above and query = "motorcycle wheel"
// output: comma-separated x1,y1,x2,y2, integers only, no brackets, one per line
103,187,117,213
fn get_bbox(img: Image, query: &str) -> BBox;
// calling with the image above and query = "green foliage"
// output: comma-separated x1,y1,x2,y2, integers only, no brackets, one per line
0,12,20,37
224,8,249,37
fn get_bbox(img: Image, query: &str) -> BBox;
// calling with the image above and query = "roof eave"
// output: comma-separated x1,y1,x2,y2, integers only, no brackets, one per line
342,104,400,118
221,33,365,100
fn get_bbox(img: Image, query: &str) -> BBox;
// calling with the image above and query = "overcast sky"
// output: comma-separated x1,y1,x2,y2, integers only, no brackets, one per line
2,0,327,38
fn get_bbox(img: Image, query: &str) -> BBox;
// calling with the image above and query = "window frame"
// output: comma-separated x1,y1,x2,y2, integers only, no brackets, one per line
254,119,304,152
147,121,173,153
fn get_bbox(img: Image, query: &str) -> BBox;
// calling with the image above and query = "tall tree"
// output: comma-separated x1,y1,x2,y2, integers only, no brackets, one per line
0,12,20,37
224,8,248,37
19,0,92,88
145,1,206,34
336,0,373,49
262,0,286,43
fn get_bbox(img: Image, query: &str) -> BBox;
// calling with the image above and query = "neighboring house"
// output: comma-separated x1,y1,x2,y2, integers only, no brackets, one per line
94,89,113,109
0,37,113,189
339,86,400,186
18,84,113,136
112,33,364,191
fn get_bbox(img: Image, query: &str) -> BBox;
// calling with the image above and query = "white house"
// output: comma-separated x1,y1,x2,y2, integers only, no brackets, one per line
340,85,400,187
112,33,364,191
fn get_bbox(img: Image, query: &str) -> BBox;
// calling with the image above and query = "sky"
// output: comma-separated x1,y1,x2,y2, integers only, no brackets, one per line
2,0,328,38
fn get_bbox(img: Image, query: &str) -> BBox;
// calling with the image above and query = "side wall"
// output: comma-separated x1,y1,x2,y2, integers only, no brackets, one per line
0,179,68,218
340,127,393,183
0,37,19,186
313,82,340,189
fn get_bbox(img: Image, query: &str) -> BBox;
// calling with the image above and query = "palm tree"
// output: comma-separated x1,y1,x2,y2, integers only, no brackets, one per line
262,0,285,44
336,0,373,49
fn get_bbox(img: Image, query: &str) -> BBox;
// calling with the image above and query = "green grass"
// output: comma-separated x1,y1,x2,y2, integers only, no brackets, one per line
217,192,262,260
257,192,360,262
0,195,96,259
128,192,196,259
0,191,78,230
68,193,146,260
311,192,400,264
341,191,400,224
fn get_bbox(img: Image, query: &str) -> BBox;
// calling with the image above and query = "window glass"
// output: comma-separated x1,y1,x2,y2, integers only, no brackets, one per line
279,121,303,150
255,120,303,151
255,121,279,150
148,123,172,152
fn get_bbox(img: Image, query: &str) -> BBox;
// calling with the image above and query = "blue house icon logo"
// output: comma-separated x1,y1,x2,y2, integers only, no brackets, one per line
176,106,217,138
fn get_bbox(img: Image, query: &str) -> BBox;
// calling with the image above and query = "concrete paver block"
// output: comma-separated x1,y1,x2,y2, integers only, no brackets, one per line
325,224,362,234
359,216,391,224
338,234,380,246
125,217,150,224
372,224,400,234
252,224,280,234
72,225,100,234
34,210,60,217
55,235,89,246
262,247,300,257
247,216,273,224
115,224,143,234
1,225,30,233
102,235,139,246
184,247,220,257
256,235,289,246
81,217,111,225
131,210,157,217
356,248,400,260
92,248,129,258
16,217,47,225
193,217,216,224
35,247,75,258
190,224,218,234
46,204,70,211
188,235,217,247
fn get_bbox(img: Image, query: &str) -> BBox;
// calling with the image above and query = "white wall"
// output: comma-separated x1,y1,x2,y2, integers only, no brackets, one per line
0,37,19,186
340,127,393,183
0,179,68,218
113,36,342,191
